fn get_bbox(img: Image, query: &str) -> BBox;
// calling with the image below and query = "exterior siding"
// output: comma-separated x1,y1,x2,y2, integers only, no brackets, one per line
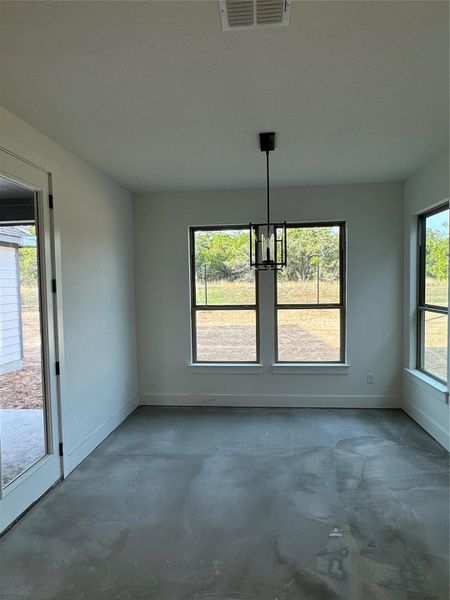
0,244,22,373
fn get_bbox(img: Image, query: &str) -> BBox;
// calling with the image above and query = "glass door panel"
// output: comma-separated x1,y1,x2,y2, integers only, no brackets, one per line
0,184,47,486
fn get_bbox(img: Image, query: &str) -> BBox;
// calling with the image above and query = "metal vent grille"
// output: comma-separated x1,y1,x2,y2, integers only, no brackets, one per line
226,1,254,28
219,0,290,30
257,0,284,25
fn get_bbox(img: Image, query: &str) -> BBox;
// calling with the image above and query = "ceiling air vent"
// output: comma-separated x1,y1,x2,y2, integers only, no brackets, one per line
219,0,291,31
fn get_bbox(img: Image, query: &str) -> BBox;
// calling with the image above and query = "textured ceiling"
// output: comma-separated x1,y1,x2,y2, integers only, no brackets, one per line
0,1,448,192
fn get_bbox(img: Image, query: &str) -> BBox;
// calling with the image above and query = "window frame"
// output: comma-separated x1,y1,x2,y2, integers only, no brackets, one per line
417,203,449,384
274,221,346,364
189,225,260,364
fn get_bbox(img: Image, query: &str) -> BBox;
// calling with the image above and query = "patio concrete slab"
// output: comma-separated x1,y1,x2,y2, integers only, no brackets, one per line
1,408,46,486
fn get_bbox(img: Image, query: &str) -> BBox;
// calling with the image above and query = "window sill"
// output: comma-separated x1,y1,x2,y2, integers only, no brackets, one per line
188,362,263,374
404,368,448,403
272,363,351,374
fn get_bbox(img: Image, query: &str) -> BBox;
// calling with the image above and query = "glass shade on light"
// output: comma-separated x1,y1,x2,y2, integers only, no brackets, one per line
261,231,275,263
249,222,287,270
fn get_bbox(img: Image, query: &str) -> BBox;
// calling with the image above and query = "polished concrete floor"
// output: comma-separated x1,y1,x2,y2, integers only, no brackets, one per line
0,407,448,600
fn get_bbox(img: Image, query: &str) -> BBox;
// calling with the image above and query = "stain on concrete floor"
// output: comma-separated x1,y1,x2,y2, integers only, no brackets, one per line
0,407,448,600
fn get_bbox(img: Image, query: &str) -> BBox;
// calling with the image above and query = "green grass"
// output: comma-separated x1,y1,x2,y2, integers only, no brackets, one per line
277,279,340,304
425,278,448,306
195,277,448,357
195,279,340,305
196,280,255,305
20,283,39,309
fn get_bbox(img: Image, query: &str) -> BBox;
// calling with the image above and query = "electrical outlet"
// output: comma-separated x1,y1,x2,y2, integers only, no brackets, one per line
367,373,375,384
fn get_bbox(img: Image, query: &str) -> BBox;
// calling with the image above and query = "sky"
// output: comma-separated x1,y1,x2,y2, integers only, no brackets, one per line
427,208,449,235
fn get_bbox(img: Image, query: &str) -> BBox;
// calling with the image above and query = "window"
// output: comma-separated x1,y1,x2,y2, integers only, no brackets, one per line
417,204,449,383
190,226,259,363
189,222,346,365
275,223,346,363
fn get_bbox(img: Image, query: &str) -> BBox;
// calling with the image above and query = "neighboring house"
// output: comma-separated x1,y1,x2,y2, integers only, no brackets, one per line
0,227,36,375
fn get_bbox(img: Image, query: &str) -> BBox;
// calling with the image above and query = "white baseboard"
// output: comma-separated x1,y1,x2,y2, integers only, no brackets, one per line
403,398,450,451
63,396,139,476
140,393,401,409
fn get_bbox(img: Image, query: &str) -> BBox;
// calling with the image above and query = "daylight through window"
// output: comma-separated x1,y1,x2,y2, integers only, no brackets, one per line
417,204,449,383
190,227,258,362
275,223,346,363
190,223,346,364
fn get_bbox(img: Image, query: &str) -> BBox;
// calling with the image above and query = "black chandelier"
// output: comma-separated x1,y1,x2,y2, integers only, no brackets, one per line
249,132,287,271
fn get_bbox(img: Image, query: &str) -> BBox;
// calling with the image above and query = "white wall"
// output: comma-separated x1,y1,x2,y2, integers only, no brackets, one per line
0,106,138,474
134,182,403,408
403,149,450,450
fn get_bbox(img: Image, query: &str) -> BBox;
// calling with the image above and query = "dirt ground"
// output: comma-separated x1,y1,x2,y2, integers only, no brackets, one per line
0,309,43,409
196,323,339,362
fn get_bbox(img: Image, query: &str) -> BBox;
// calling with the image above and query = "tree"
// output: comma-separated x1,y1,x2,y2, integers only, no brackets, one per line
426,227,449,280
195,230,251,281
278,226,340,282
194,226,342,283
18,226,38,285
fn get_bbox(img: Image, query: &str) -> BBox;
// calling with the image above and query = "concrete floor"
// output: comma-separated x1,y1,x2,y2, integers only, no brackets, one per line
0,407,448,600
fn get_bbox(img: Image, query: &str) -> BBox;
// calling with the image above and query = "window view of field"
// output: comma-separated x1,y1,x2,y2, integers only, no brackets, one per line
196,310,257,362
425,210,448,307
193,226,342,362
277,226,341,305
194,229,255,306
422,208,449,381
423,311,447,381
277,309,340,362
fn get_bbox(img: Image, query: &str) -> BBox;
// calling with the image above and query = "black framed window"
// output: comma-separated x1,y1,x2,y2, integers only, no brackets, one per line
275,222,346,363
190,226,259,363
417,204,449,383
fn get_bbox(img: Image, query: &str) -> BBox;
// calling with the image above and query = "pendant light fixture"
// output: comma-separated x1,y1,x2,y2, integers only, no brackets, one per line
250,132,287,270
